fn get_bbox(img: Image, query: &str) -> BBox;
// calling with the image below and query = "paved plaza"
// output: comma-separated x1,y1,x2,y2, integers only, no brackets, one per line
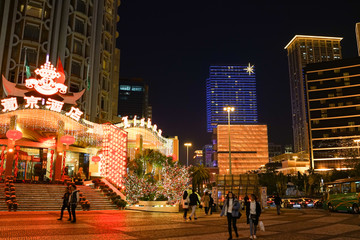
1,209,360,239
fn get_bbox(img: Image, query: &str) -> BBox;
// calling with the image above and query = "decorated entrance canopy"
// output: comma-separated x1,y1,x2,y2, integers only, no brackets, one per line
0,59,127,189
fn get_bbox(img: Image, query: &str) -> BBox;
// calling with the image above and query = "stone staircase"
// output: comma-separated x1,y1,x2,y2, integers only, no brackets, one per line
0,183,118,211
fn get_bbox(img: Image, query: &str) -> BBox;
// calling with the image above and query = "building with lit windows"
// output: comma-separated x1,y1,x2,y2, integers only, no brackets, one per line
214,124,269,174
206,65,257,133
0,0,121,123
285,35,343,154
118,78,152,120
304,57,360,171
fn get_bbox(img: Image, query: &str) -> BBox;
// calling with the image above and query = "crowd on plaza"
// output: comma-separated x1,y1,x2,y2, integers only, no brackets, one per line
181,190,265,240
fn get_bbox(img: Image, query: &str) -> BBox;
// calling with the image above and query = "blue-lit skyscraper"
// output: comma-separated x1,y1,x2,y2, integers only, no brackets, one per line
206,64,258,132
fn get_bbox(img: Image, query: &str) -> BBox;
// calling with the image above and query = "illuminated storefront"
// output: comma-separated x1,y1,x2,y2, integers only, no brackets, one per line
0,60,127,189
115,116,179,161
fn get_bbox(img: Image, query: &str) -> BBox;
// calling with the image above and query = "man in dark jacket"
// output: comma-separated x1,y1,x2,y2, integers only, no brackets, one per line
69,184,80,223
188,190,200,220
57,187,71,221
274,194,282,215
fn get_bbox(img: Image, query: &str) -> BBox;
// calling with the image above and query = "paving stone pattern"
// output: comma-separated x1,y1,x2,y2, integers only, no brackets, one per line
1,209,360,239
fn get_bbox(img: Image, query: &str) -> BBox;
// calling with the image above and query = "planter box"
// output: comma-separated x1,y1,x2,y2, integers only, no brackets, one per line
138,201,167,207
127,202,179,213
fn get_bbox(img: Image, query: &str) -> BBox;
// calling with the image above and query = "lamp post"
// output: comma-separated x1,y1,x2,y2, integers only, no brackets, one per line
223,106,235,175
184,143,192,167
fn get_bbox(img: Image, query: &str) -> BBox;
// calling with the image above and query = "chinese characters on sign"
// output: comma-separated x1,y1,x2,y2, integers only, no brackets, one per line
24,96,41,109
0,97,83,121
65,106,83,121
46,98,64,113
120,115,162,137
1,98,18,112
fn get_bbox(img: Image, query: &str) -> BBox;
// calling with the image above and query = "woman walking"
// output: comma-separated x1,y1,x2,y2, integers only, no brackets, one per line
220,192,241,240
182,190,190,220
203,192,210,215
246,194,261,239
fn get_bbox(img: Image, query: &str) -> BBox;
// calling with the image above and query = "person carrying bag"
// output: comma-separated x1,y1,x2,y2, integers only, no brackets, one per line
246,194,261,239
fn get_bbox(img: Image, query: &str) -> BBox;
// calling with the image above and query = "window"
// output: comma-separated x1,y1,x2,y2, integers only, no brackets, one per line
24,23,40,41
73,39,83,55
131,86,143,92
119,85,131,91
71,61,81,77
70,83,80,92
76,0,86,14
356,182,360,193
342,183,351,193
26,2,43,18
104,37,110,52
75,18,85,34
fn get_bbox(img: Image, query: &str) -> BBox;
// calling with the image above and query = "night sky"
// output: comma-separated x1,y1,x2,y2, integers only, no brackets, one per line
117,1,360,165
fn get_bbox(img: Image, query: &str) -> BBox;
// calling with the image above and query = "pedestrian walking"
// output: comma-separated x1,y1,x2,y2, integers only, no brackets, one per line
182,190,190,220
274,194,282,215
203,192,210,215
244,194,249,204
69,184,80,223
188,189,200,220
209,193,214,215
246,194,261,239
220,192,241,240
57,187,71,221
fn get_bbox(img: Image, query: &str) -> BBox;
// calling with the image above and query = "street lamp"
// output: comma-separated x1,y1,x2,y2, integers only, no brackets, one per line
223,106,235,175
184,143,192,167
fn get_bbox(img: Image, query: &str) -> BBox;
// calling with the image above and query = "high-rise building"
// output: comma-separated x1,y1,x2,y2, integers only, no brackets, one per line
203,144,216,167
356,23,360,56
117,78,151,120
206,65,257,133
214,124,269,174
285,35,343,154
0,0,120,123
305,57,360,171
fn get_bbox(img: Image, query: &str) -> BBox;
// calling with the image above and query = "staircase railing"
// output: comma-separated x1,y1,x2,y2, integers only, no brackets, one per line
101,178,126,200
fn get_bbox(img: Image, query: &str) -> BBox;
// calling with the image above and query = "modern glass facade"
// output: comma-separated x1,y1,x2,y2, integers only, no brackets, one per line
118,78,151,119
305,57,360,171
206,65,257,132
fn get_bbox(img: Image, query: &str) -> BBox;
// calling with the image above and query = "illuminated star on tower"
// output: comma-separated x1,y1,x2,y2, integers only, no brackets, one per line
244,63,254,75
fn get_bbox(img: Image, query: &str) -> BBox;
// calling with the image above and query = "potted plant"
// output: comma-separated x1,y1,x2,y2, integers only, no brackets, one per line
12,201,18,212
6,200,13,212
117,199,127,210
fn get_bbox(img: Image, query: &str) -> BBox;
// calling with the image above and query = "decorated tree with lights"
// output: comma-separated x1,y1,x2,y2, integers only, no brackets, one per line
124,151,190,204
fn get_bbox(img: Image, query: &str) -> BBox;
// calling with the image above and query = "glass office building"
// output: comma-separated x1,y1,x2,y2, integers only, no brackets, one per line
206,65,257,132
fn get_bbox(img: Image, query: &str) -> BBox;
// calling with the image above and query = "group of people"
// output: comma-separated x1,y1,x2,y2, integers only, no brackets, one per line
182,190,262,240
181,190,214,221
57,184,80,223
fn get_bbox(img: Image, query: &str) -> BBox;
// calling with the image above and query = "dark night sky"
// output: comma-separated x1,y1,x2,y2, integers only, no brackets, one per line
117,1,360,165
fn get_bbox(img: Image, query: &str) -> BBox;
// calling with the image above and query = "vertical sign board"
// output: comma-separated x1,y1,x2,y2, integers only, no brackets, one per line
212,187,218,211
260,186,267,209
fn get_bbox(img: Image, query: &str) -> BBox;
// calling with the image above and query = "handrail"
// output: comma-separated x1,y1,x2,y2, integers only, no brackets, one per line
101,178,126,200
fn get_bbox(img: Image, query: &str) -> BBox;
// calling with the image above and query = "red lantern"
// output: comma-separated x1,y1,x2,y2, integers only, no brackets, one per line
60,135,75,145
6,130,22,141
92,156,101,163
